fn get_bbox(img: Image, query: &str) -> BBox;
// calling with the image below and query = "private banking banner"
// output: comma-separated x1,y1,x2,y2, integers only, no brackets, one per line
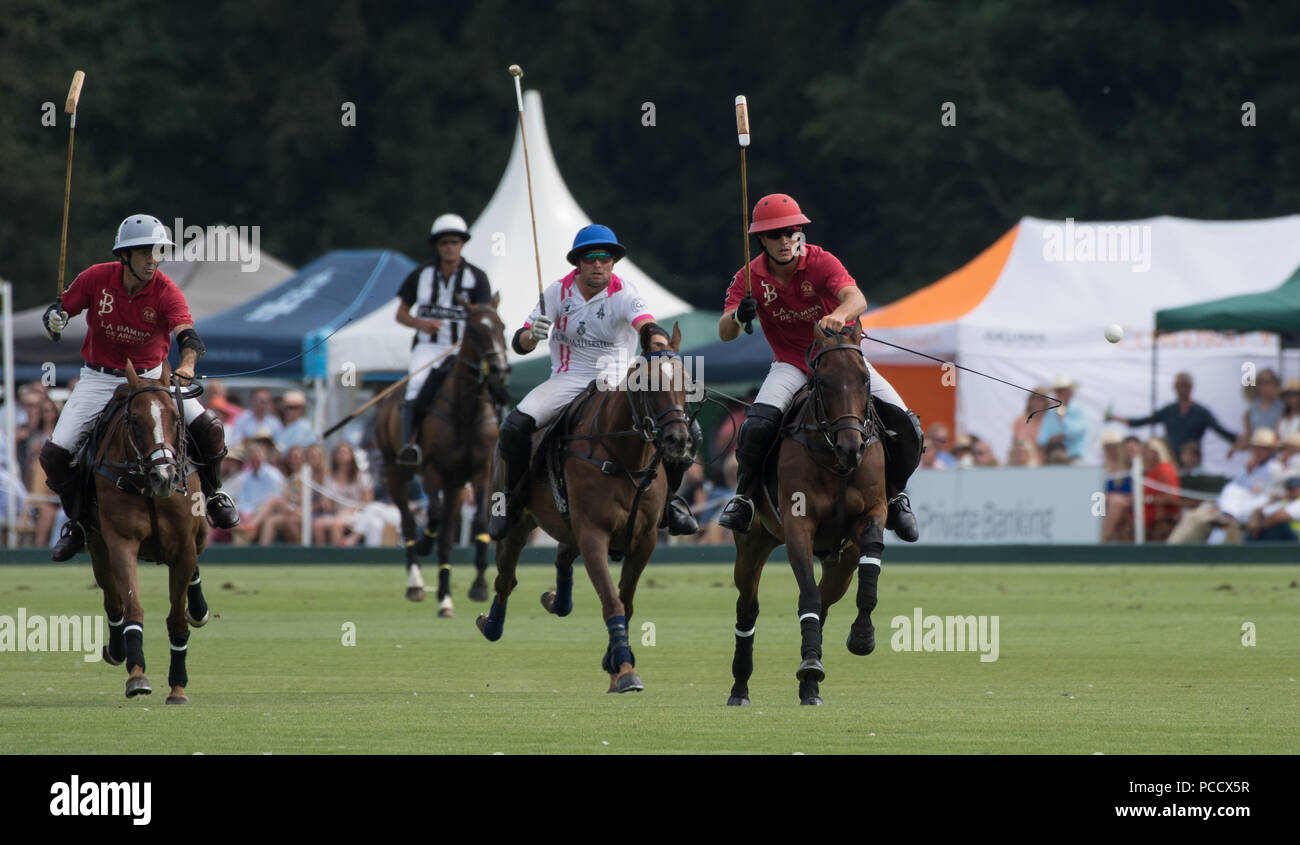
904,466,1103,544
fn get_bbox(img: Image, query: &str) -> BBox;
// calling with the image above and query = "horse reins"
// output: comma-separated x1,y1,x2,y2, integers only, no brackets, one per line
96,383,195,496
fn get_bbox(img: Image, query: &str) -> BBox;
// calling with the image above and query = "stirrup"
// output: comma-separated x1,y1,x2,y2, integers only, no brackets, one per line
51,521,86,562
396,442,422,468
718,495,755,533
207,492,241,529
663,495,700,535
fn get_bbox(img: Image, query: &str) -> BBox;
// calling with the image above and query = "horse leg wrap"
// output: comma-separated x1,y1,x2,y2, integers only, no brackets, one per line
798,677,821,703
860,518,885,562
732,622,756,686
480,596,507,641
857,558,881,614
106,616,126,663
603,615,634,673
123,621,145,673
167,631,189,689
799,612,822,660
187,567,209,621
553,565,574,616
438,563,451,600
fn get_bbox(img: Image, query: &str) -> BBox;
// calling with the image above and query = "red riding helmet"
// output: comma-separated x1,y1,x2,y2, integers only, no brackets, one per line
748,193,811,234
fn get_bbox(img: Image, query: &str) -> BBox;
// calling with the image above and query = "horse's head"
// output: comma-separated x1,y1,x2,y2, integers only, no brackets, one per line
456,293,511,402
807,322,870,473
122,359,186,498
625,322,691,462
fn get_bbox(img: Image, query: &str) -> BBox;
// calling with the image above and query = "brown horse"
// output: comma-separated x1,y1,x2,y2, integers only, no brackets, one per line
375,295,509,617
88,360,210,703
477,324,691,693
727,324,889,706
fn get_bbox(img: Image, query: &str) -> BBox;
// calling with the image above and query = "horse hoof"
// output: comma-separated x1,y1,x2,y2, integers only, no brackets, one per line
166,694,188,705
406,586,425,602
726,696,751,707
437,596,455,618
608,673,644,694
468,577,489,602
102,646,123,666
541,591,556,613
795,658,826,683
846,626,876,656
125,676,152,698
186,609,210,628
800,696,824,706
476,613,502,642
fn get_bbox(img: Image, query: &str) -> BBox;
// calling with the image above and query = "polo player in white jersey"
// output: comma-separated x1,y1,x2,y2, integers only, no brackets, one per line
487,224,698,540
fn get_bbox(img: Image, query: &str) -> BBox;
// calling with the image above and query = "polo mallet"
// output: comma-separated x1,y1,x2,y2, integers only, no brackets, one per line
509,64,545,321
53,69,86,341
320,346,456,439
736,94,754,334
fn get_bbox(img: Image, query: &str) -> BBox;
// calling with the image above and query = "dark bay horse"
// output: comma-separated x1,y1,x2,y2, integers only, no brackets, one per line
89,360,210,703
376,294,509,618
727,324,889,706
477,324,691,693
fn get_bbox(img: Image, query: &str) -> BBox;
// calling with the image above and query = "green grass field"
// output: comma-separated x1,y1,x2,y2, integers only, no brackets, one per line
1,562,1296,754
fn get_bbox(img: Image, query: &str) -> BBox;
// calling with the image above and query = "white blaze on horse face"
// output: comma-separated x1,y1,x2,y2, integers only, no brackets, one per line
150,400,164,446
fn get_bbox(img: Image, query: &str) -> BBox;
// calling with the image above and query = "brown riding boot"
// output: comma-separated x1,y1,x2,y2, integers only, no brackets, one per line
39,441,86,561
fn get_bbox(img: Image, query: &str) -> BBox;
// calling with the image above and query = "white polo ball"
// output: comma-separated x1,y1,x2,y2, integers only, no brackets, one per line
1104,324,1123,343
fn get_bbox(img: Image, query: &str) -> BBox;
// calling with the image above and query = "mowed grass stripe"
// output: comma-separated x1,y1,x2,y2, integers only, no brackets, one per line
0,563,1295,754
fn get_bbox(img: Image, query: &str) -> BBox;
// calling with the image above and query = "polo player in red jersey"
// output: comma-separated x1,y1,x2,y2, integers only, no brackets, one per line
716,194,924,541
39,214,240,561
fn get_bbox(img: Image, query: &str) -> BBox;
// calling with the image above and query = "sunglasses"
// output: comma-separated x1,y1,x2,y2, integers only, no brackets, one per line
761,227,802,240
580,251,614,262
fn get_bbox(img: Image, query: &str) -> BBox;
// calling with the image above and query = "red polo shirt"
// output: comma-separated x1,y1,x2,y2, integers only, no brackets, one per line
724,244,860,374
61,262,192,370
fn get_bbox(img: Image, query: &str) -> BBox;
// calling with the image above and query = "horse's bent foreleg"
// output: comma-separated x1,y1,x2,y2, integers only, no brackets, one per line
477,514,531,641
847,511,886,656
729,529,776,706
542,542,580,617
186,564,210,627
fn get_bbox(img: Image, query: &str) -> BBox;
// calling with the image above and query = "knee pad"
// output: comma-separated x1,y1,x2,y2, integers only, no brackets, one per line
39,441,75,487
737,403,783,458
499,410,536,461
188,410,227,458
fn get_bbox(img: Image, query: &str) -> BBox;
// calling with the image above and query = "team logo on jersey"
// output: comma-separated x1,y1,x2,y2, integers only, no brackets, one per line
97,290,115,316
631,298,645,313
596,303,606,320
760,281,778,306
562,299,575,315
575,321,587,337
800,280,815,298
141,306,157,324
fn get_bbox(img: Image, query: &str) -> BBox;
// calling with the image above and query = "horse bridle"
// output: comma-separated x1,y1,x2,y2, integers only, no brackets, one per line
436,311,511,422
103,379,203,495
804,330,872,474
628,349,691,447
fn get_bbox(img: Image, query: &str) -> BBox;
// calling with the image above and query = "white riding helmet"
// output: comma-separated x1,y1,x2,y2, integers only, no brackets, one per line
112,214,175,255
429,213,470,244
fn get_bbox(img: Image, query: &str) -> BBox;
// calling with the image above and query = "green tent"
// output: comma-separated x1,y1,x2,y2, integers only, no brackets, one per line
1156,264,1300,343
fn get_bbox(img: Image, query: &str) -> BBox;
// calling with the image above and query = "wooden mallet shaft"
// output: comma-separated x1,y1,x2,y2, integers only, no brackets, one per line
736,94,754,334
57,70,85,302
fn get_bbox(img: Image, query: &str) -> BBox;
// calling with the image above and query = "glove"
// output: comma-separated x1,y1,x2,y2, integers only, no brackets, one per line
530,316,552,341
734,296,758,325
43,303,69,340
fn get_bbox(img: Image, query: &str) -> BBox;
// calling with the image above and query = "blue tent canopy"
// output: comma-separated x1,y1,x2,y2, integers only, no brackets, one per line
180,250,415,380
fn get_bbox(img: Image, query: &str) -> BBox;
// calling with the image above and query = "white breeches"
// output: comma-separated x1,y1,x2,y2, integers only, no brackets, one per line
753,361,906,412
516,372,613,428
52,365,205,453
405,342,457,401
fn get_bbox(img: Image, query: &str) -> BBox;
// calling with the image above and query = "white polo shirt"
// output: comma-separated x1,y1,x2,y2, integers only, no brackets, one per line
526,271,654,380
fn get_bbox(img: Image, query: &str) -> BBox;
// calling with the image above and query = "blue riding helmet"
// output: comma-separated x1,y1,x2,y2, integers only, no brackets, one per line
566,224,627,266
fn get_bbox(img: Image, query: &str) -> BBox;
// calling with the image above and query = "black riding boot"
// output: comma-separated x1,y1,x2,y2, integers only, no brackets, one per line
718,403,784,533
660,459,700,536
397,403,422,468
487,411,536,540
877,403,924,542
188,411,240,529
38,441,85,561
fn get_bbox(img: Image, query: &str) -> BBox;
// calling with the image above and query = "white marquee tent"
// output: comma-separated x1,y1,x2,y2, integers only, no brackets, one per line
325,90,691,379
